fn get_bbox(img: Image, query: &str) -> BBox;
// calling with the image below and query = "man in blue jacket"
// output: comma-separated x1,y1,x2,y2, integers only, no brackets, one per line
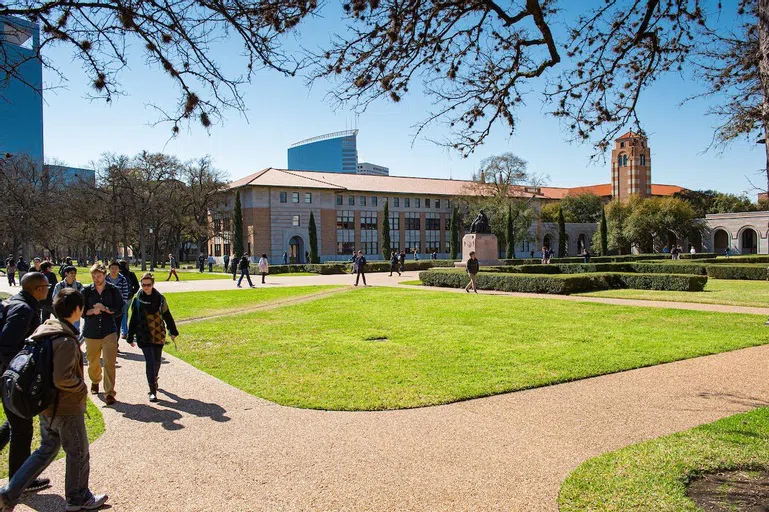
0,272,53,492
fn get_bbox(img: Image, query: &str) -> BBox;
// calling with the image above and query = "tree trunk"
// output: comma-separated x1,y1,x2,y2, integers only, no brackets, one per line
139,224,147,271
759,0,769,193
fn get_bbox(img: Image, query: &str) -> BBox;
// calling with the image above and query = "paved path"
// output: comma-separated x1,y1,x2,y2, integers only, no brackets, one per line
11,338,769,511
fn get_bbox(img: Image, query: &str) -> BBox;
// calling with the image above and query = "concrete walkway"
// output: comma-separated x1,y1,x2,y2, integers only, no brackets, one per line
11,337,769,511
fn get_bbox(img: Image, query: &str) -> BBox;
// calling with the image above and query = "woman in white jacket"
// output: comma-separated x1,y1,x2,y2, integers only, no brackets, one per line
258,253,269,284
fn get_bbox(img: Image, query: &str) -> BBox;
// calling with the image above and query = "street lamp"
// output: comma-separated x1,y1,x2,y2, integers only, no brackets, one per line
149,227,155,271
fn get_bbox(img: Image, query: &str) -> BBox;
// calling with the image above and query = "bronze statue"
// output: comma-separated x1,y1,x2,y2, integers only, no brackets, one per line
470,210,490,234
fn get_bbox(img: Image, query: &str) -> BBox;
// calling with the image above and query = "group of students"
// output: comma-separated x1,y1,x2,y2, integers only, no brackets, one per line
222,253,270,287
0,260,180,510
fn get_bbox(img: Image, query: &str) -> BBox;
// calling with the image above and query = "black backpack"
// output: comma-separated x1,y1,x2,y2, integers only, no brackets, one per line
1,336,58,419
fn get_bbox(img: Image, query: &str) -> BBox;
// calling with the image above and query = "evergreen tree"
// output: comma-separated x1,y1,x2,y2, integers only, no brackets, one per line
308,211,319,263
381,200,391,260
449,207,460,259
233,190,244,257
505,203,515,259
557,206,567,258
599,206,609,256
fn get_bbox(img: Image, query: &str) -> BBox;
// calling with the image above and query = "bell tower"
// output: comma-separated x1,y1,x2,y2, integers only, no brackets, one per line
611,131,651,201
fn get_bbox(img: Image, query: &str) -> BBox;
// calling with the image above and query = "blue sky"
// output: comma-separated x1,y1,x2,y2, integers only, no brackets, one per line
39,2,762,196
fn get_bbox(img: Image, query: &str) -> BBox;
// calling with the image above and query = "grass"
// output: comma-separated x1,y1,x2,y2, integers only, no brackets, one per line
161,286,340,321
558,407,769,511
71,270,234,285
0,400,105,479
168,287,769,410
577,279,769,308
400,280,423,286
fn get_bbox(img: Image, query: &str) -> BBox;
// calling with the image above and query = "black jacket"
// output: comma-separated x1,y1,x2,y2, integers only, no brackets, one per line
356,256,366,271
466,258,480,274
127,289,179,348
239,256,250,271
16,260,29,272
0,291,41,365
41,270,58,312
120,269,140,296
81,282,124,339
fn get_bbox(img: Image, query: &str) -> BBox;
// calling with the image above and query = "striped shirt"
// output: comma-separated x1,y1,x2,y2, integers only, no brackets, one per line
106,273,131,301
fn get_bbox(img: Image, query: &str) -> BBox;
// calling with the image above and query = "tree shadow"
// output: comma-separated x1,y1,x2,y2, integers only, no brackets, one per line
698,392,769,408
110,401,184,431
156,390,230,423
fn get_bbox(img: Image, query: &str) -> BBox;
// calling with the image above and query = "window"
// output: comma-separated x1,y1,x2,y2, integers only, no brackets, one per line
223,243,230,256
435,198,441,209
444,217,451,252
405,212,421,253
425,198,431,209
394,197,400,207
640,154,646,166
360,196,367,206
214,243,221,257
425,213,440,254
305,193,312,204
360,211,378,255
280,192,287,203
445,199,451,209
336,210,355,255
404,198,410,208
415,198,421,208
348,196,355,206
292,192,300,203
623,154,628,166
372,196,377,207
405,212,420,230
336,195,343,206
222,217,231,232
620,142,625,148
389,212,400,251
292,215,300,227
213,218,222,233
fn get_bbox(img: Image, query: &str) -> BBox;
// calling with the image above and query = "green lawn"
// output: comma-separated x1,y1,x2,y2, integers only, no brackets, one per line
163,286,340,321
577,279,769,308
168,287,769,410
72,270,234,285
0,401,105,479
559,407,769,511
400,280,423,286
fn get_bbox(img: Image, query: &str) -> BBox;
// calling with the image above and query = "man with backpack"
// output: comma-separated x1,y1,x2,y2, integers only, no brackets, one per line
82,263,124,406
0,272,51,493
0,288,109,511
236,254,254,288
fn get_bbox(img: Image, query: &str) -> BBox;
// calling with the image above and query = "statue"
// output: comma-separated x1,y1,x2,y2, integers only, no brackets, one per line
470,210,491,234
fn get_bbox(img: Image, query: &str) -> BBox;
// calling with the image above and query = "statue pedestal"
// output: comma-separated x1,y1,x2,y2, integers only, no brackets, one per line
454,234,501,267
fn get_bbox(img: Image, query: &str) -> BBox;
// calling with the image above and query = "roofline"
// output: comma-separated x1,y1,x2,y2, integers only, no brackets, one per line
289,130,359,148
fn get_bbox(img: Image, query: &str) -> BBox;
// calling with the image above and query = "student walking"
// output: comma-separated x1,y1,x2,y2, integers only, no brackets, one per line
207,254,214,272
399,250,406,274
389,250,401,277
354,250,367,286
106,260,131,341
582,249,591,263
0,289,109,512
223,254,230,274
230,254,239,281
258,254,269,284
53,266,85,332
15,257,28,281
237,254,255,288
166,253,179,281
5,257,15,287
197,253,205,273
350,250,358,274
0,273,51,493
465,251,479,293
82,264,124,406
282,252,288,265
119,260,140,299
39,262,58,322
127,273,179,403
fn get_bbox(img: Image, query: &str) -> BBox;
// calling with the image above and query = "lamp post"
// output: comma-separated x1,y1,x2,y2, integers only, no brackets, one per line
149,227,155,271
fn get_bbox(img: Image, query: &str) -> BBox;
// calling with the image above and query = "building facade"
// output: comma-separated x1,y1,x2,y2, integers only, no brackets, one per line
287,130,359,174
611,131,651,200
0,17,43,163
357,162,390,176
704,211,769,255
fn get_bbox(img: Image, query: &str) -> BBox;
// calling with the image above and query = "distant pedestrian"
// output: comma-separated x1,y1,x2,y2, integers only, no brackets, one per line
582,249,591,263
690,246,696,255
724,247,730,258
127,273,179,403
16,256,28,281
32,257,41,272
354,250,367,286
207,254,214,272
305,251,309,264
58,256,72,279
529,251,535,259
350,251,358,274
5,257,16,287
197,253,205,273
230,254,239,280
399,249,406,274
106,260,131,342
282,252,288,265
237,254,254,288
431,251,437,260
413,249,420,261
223,254,230,273
166,253,179,281
258,254,269,284
541,246,548,264
82,263,124,405
0,288,109,512
39,261,58,322
465,251,479,293
389,250,401,277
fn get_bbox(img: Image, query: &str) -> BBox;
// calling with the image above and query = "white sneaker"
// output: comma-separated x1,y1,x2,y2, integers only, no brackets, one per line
65,494,108,511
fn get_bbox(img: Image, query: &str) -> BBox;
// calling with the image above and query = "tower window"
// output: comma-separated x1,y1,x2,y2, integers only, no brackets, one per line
640,155,646,166
623,154,628,167
620,142,625,148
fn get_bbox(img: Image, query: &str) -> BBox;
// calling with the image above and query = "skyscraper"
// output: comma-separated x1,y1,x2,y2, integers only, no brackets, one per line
288,130,359,174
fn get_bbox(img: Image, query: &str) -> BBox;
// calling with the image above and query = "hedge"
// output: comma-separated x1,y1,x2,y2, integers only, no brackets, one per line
305,260,457,275
265,264,309,275
678,252,718,260
704,264,768,280
419,270,708,294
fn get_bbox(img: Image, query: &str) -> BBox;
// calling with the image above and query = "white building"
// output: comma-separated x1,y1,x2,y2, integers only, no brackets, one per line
357,162,390,176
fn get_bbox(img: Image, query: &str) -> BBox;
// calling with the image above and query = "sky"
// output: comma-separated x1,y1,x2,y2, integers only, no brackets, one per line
37,1,763,196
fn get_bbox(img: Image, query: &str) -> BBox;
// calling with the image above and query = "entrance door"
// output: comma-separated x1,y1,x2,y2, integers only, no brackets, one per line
741,229,758,254
289,236,303,263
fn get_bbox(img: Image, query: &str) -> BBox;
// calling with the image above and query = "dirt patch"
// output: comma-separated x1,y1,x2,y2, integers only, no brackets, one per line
686,468,769,511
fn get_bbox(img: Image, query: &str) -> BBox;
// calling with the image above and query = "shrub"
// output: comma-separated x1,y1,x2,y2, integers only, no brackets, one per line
678,252,718,260
304,263,348,275
704,265,768,280
267,264,308,275
419,270,707,294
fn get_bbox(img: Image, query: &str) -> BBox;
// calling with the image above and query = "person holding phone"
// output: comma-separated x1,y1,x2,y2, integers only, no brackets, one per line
81,263,124,406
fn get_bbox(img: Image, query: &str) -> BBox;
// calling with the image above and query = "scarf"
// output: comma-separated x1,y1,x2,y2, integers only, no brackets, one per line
136,288,162,314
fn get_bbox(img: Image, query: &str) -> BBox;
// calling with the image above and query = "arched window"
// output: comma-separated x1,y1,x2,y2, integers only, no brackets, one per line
623,154,628,166
618,154,625,167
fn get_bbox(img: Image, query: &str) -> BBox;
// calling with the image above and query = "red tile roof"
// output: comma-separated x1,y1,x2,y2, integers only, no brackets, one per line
617,131,643,140
650,184,685,196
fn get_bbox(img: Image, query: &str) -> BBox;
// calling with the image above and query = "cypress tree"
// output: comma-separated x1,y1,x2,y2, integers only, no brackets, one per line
308,211,319,263
600,206,609,256
506,203,515,259
449,206,460,259
381,200,391,260
557,206,567,258
233,190,244,257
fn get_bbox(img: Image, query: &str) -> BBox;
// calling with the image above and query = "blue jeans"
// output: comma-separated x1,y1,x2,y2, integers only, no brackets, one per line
120,301,129,336
1,414,93,506
237,269,253,287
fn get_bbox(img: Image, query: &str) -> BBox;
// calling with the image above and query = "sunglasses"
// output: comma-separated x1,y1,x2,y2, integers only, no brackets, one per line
141,283,153,288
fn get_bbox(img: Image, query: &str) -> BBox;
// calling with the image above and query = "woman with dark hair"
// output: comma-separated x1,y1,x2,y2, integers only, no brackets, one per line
127,272,179,403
